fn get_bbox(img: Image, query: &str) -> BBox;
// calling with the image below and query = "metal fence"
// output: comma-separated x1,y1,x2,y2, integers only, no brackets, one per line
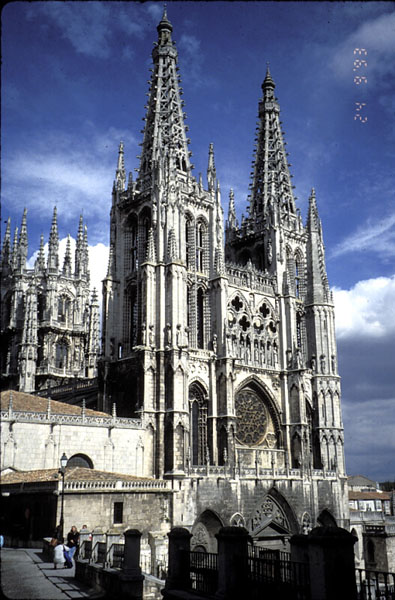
356,569,395,600
248,556,310,600
189,551,218,595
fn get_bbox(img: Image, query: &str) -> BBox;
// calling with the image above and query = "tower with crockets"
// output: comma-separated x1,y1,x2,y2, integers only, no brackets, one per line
100,9,348,543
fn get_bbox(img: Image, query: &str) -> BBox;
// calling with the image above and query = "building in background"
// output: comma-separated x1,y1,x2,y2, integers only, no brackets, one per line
349,476,395,573
0,208,100,395
99,9,349,550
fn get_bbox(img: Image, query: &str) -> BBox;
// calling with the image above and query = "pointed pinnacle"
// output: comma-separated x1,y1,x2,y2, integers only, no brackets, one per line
146,228,156,261
91,288,99,304
77,215,84,241
263,63,275,89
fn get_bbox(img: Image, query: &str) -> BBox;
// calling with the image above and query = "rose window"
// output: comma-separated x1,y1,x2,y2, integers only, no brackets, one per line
235,390,267,445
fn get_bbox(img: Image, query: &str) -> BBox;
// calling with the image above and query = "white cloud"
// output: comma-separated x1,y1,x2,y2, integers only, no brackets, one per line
3,127,137,235
331,10,395,83
333,275,395,339
25,2,163,60
27,237,108,310
331,213,395,259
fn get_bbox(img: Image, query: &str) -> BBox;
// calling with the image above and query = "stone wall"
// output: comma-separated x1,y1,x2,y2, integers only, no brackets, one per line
1,416,142,474
63,490,172,537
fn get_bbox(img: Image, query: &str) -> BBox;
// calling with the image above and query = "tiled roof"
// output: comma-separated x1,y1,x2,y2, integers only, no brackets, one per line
0,467,155,485
349,491,391,501
347,475,377,487
0,390,108,416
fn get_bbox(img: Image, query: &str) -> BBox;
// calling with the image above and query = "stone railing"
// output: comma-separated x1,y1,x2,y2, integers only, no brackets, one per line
226,263,277,294
64,478,170,492
0,409,141,429
120,480,170,490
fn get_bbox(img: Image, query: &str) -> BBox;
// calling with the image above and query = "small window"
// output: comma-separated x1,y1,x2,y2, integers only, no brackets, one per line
114,502,123,524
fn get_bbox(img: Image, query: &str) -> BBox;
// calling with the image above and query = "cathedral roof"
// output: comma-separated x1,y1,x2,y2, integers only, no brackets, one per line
0,390,107,417
0,467,158,485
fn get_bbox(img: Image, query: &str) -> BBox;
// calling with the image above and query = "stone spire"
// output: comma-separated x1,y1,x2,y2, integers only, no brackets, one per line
16,208,28,272
115,141,126,191
1,217,11,269
227,189,237,230
11,227,18,270
247,65,296,225
63,235,72,276
146,228,156,262
35,234,46,272
75,215,84,277
83,225,90,282
306,188,330,304
137,7,192,191
48,207,59,272
207,142,216,192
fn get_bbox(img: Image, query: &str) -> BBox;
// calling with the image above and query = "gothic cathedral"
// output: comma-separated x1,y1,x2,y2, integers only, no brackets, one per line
0,209,100,393
99,10,348,546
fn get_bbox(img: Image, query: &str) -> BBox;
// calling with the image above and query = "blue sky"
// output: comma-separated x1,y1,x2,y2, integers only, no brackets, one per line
2,1,395,483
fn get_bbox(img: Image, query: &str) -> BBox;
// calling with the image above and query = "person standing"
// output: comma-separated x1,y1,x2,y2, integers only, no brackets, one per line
66,525,79,561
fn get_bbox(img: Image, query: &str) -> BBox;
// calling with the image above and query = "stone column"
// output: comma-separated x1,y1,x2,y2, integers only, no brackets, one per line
165,527,192,591
78,527,92,560
215,526,250,600
106,529,123,568
119,529,144,600
291,526,358,600
91,528,105,562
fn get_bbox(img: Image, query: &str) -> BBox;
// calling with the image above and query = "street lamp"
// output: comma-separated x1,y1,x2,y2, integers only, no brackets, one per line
58,453,68,539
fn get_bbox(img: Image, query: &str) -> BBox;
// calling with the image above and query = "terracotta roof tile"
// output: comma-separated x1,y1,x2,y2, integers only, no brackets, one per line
0,390,108,417
1,467,156,485
349,491,391,500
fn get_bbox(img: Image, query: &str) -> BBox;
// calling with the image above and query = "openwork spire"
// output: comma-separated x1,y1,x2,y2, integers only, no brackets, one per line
115,141,126,191
137,9,192,190
48,206,59,271
63,235,72,276
207,142,216,191
17,208,28,271
35,234,46,272
247,66,296,225
1,217,11,268
306,188,330,303
227,189,237,230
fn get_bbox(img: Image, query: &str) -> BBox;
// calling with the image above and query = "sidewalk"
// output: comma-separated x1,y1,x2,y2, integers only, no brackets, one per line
0,547,101,599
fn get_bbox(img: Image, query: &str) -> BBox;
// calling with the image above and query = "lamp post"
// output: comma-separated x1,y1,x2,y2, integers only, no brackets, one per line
58,453,68,539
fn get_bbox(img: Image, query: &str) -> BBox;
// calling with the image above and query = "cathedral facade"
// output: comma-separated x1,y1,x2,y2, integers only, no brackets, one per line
0,208,100,393
99,11,349,548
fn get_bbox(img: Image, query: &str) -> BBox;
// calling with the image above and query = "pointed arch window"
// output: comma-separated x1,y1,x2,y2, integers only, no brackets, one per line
131,222,138,271
296,313,302,348
197,288,204,348
56,340,68,369
196,222,204,272
185,219,193,269
295,259,300,298
58,295,70,323
37,294,45,321
189,384,208,466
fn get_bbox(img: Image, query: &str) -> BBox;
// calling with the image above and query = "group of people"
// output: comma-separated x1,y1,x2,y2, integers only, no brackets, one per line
52,525,80,570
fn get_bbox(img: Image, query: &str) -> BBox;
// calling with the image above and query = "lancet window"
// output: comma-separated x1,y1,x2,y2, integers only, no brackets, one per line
56,340,68,369
58,295,70,324
189,383,208,466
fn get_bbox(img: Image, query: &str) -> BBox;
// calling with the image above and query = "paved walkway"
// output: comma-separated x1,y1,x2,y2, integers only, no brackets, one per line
0,548,101,599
